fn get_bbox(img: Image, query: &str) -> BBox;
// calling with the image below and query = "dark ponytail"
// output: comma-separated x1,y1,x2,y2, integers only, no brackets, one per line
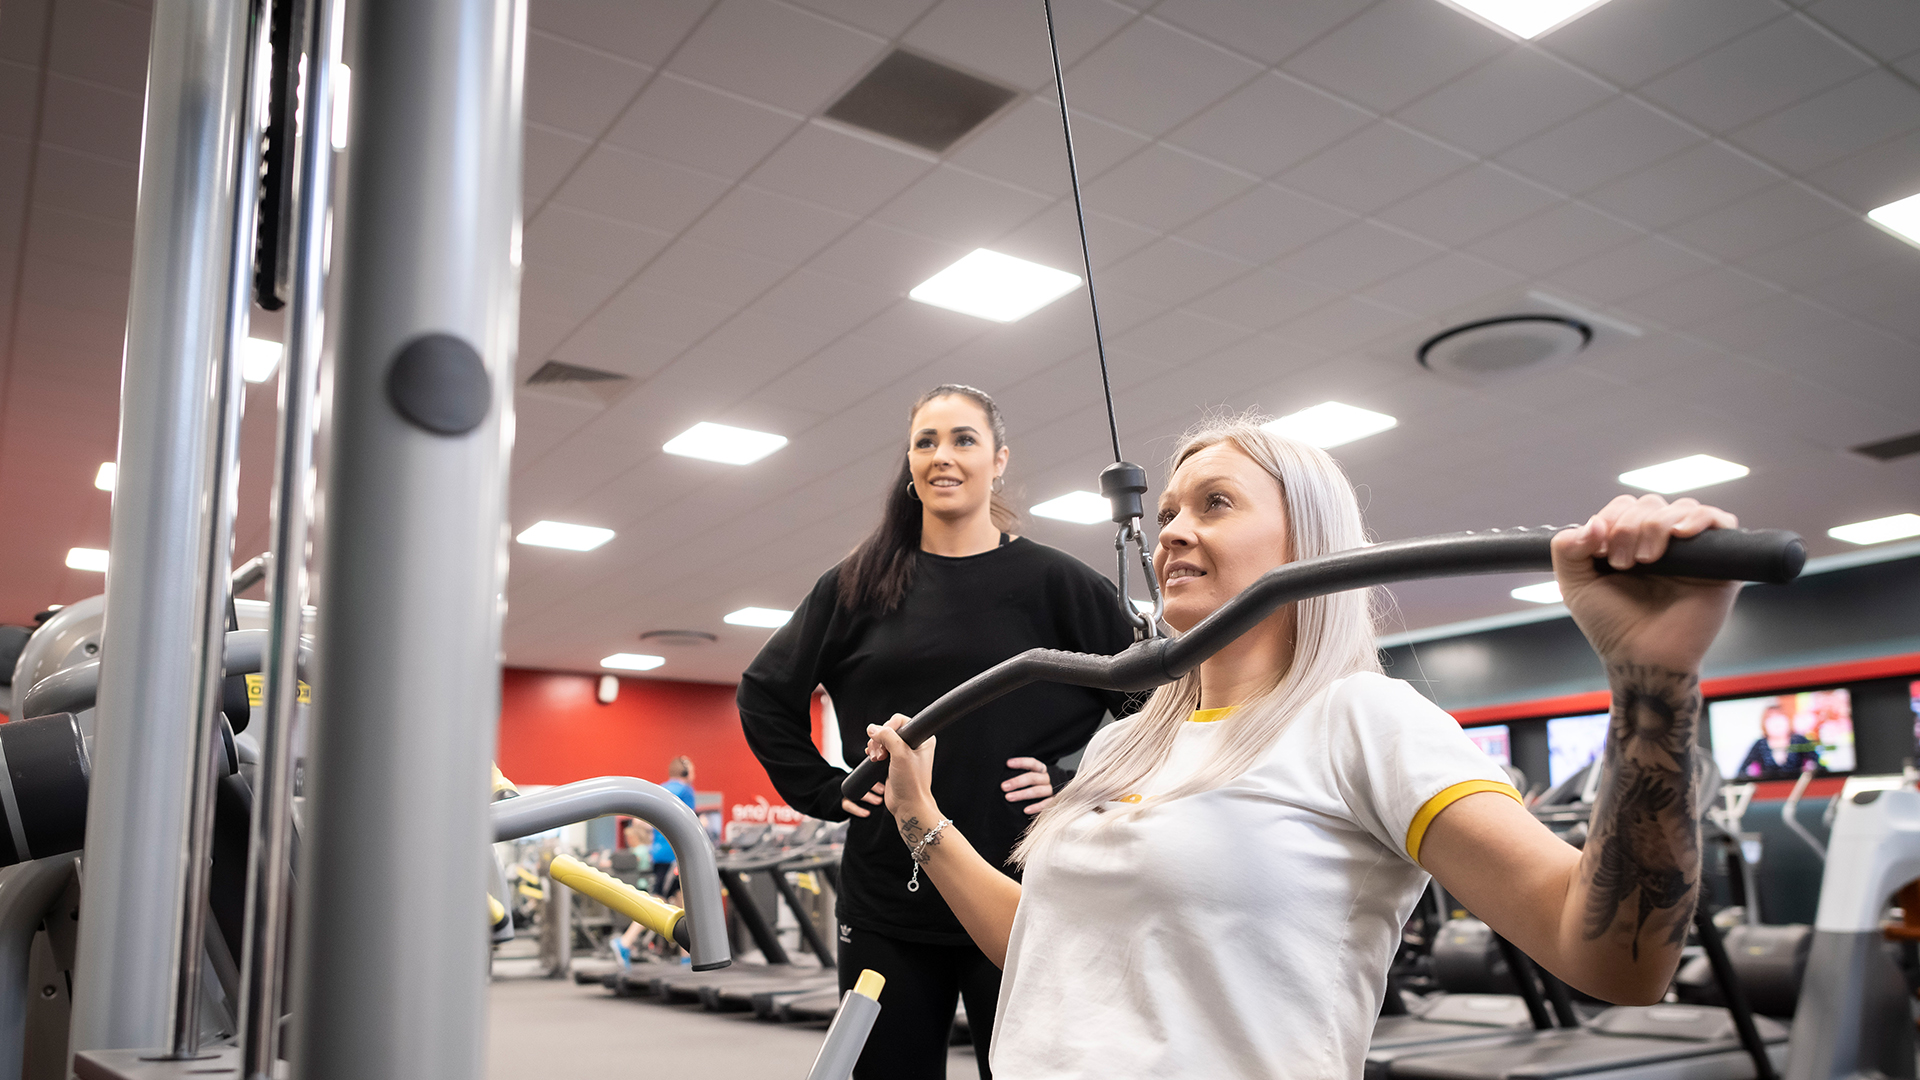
838,384,1018,614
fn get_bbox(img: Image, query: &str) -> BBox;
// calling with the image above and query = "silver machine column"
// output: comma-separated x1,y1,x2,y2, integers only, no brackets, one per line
68,0,253,1058
286,0,524,1075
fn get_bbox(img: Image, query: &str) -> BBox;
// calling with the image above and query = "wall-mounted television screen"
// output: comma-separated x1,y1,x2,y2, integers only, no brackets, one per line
1465,724,1510,765
1709,689,1854,781
1547,713,1611,788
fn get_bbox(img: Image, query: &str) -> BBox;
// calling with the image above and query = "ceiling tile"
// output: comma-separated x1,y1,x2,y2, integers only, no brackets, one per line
1151,0,1372,66
854,300,993,359
1164,72,1373,179
1799,257,1920,322
684,184,859,264
1097,237,1252,306
1360,252,1525,319
554,282,735,377
947,97,1147,196
1689,294,1838,355
36,74,141,164
667,0,887,114
755,334,925,414
0,62,37,141
696,310,843,375
31,144,135,224
20,258,128,319
747,122,935,216
1396,47,1613,158
1277,295,1412,355
1060,17,1263,137
1728,70,1920,175
1083,144,1257,232
1112,309,1249,366
1547,235,1716,303
807,220,966,292
1638,17,1869,133
1283,0,1507,114
788,0,940,37
524,123,594,206
550,145,730,232
903,0,1135,92
1375,164,1561,248
1,0,50,67
1735,219,1909,291
519,263,626,331
633,238,793,308
1612,266,1781,329
603,74,802,181
872,166,1053,247
522,205,672,279
1663,182,1854,262
523,30,653,138
530,0,713,66
1496,96,1700,194
1177,183,1355,265
22,205,132,275
1540,0,1780,89
1804,126,1920,213
1802,0,1920,63
1582,141,1777,231
47,0,149,96
1466,201,1642,275
1279,122,1474,215
1273,220,1445,291
750,268,900,334
1186,268,1342,332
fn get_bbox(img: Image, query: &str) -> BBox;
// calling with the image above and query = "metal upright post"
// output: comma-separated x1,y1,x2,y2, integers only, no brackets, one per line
68,0,252,1059
285,0,524,1075
236,0,335,1071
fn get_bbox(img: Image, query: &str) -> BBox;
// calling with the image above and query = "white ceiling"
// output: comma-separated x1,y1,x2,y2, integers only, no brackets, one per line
3,0,1919,684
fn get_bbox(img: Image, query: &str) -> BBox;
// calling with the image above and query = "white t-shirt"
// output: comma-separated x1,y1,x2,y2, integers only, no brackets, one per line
990,671,1520,1080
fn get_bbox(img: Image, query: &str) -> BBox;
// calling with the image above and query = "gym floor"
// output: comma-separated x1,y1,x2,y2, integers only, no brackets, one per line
487,961,979,1080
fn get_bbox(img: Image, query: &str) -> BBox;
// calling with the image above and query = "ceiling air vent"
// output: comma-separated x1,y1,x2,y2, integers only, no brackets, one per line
824,50,1016,153
1852,430,1920,462
1417,315,1592,380
528,360,626,386
524,360,628,406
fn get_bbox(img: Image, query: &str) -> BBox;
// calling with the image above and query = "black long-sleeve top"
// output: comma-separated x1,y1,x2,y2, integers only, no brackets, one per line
739,537,1138,945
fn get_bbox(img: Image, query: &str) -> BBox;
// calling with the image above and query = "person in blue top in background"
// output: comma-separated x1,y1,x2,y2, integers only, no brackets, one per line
612,756,697,967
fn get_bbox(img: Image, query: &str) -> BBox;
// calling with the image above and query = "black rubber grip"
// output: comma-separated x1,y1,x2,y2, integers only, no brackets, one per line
672,917,693,951
841,525,1804,801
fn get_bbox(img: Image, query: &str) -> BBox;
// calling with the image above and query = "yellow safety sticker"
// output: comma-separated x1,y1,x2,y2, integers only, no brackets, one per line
794,872,820,894
245,673,311,707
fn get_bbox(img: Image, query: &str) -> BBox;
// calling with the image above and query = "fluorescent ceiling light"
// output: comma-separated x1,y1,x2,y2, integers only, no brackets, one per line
601,652,665,672
1131,598,1154,614
66,547,109,572
95,462,116,492
1432,0,1616,38
242,337,284,383
332,64,351,150
1511,581,1563,604
1868,192,1920,248
663,421,788,465
1264,401,1398,449
1617,454,1748,494
516,520,615,551
724,606,793,628
909,248,1082,323
1828,513,1920,546
1030,490,1111,525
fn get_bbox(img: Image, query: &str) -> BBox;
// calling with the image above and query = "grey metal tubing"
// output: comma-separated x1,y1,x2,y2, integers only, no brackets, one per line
844,526,1806,799
230,555,269,595
807,991,882,1080
68,0,254,1058
491,778,730,971
20,630,272,721
0,855,77,1080
9,595,104,702
238,0,335,1070
287,0,524,1075
1781,767,1827,861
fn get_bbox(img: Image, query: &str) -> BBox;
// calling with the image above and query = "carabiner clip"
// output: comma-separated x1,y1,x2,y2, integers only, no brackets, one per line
1101,461,1162,641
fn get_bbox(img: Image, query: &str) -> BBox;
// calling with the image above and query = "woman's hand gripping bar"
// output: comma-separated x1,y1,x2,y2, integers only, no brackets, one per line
841,524,1804,802
548,853,692,950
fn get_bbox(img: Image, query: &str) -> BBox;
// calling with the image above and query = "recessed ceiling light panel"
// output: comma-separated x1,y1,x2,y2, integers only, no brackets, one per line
909,249,1082,323
1617,454,1748,494
516,520,615,551
242,337,284,383
1433,0,1616,38
1828,513,1920,546
1030,490,1111,525
724,606,794,628
95,462,117,492
663,422,788,465
1868,192,1920,248
1510,581,1563,604
1263,402,1398,449
601,652,665,672
67,547,109,572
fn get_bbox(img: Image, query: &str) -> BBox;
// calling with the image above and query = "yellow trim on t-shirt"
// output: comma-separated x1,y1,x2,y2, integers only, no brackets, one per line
1189,706,1236,723
1406,779,1523,865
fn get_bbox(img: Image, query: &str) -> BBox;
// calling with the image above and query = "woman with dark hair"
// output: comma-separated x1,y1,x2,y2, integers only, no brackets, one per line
739,384,1138,1079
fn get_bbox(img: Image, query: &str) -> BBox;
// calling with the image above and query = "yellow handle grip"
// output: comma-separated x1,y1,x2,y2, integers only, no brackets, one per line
487,894,506,928
549,853,688,948
491,764,520,801
853,969,885,1001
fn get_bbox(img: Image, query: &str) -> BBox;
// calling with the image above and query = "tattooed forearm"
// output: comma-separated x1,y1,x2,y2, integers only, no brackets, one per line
899,815,924,852
1581,664,1703,960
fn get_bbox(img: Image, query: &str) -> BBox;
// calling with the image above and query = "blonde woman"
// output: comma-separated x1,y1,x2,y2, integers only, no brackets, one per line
862,414,1739,1079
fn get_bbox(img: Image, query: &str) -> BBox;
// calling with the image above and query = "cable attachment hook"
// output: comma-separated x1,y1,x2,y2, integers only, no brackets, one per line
1101,461,1162,640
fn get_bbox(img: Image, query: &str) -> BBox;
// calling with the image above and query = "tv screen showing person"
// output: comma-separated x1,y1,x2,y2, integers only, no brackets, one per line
1465,724,1511,764
1546,713,1610,788
1709,689,1855,781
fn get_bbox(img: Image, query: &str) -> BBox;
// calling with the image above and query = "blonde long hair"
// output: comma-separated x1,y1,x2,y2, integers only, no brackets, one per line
1012,414,1382,865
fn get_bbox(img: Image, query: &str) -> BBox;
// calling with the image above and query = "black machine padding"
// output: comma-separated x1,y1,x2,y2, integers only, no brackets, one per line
0,712,90,864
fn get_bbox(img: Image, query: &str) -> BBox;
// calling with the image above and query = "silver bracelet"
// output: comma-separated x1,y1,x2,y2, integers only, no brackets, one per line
907,818,953,893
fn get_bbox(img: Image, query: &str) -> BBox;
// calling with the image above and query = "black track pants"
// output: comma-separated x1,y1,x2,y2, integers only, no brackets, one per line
838,922,998,1080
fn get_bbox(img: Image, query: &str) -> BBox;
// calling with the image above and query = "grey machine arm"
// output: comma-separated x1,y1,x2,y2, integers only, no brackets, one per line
490,777,731,972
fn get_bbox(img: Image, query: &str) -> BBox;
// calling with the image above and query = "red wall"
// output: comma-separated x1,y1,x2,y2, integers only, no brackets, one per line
495,669,826,832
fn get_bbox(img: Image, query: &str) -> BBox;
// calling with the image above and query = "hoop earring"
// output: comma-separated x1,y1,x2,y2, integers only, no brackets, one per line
991,475,1005,495
906,480,920,502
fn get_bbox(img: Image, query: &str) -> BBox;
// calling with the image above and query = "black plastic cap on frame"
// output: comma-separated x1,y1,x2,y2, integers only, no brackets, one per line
387,333,492,436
